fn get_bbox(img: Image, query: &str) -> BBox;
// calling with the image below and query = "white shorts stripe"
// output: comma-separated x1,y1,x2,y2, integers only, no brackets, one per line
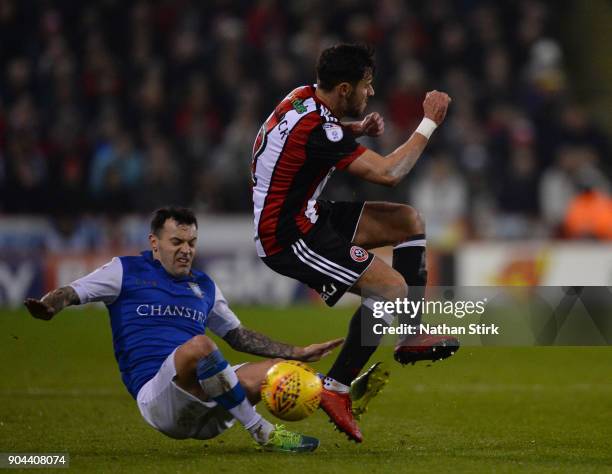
291,244,354,286
394,239,427,249
295,240,359,282
297,239,360,278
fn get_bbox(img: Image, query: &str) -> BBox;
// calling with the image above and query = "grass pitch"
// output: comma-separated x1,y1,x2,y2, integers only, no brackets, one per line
1,306,611,473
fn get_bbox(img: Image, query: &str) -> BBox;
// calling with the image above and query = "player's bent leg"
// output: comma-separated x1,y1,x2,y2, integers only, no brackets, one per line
174,340,318,452
351,202,460,365
352,202,424,249
321,257,405,443
235,358,283,405
351,256,407,300
173,334,217,398
174,335,278,445
174,338,281,404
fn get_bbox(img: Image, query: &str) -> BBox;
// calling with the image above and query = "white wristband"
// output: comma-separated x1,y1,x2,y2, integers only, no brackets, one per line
415,117,437,139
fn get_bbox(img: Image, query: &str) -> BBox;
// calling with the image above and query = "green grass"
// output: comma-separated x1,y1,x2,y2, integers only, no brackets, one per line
1,306,612,473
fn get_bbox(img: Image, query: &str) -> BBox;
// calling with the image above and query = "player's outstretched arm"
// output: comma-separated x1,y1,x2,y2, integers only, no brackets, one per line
346,90,451,187
24,286,80,321
223,325,343,362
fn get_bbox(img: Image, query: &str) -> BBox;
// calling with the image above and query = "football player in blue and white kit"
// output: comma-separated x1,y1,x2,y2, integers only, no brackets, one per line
24,207,343,453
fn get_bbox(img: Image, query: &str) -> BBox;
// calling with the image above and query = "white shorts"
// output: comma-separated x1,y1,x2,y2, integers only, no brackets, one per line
136,348,247,440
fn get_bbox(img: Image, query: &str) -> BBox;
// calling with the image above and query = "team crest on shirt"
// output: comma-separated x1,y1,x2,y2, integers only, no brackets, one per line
188,282,204,299
323,122,343,142
350,246,369,262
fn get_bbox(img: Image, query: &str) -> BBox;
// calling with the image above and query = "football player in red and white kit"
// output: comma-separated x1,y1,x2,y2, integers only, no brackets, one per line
251,44,458,443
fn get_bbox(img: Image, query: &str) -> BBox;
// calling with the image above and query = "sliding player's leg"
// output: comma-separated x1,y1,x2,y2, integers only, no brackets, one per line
143,335,318,452
174,344,279,404
352,202,459,364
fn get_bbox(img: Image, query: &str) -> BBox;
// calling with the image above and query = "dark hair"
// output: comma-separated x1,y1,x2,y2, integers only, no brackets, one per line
150,206,198,235
316,43,376,91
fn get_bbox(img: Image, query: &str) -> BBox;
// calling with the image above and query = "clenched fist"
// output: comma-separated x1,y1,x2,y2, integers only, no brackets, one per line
423,90,452,125
360,112,385,137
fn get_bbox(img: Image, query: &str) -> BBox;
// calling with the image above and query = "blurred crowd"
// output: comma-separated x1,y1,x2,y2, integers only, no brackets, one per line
1,0,610,248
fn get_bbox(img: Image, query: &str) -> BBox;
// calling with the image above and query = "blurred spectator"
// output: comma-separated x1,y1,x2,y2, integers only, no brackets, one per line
410,154,467,247
0,0,608,247
386,60,426,132
556,103,611,173
89,131,143,210
563,176,612,240
540,146,610,234
3,131,48,213
494,146,540,238
134,138,184,212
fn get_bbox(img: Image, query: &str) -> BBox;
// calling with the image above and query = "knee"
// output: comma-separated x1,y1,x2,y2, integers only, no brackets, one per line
392,276,408,300
186,335,217,360
384,273,408,300
245,358,281,389
397,205,425,240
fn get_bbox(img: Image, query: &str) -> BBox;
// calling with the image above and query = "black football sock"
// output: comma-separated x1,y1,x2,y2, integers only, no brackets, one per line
392,234,427,341
326,300,390,386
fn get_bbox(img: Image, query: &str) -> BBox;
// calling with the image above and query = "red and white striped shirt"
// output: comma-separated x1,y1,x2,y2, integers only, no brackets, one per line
251,85,366,257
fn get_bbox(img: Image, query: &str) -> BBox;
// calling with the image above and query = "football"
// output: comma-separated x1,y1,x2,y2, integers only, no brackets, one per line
261,360,323,421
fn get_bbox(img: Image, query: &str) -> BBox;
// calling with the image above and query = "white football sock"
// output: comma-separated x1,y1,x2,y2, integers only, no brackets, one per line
246,416,275,444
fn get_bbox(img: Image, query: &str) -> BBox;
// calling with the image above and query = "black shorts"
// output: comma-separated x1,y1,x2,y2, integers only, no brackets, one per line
261,201,374,306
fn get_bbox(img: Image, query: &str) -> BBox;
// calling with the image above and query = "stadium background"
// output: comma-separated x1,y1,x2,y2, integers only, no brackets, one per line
1,0,611,307
1,1,612,472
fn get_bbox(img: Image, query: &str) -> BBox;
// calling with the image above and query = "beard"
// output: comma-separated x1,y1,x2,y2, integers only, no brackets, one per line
345,92,367,118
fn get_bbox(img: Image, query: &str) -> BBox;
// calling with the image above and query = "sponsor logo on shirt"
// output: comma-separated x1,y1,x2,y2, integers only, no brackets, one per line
292,99,307,114
136,304,207,325
323,122,343,142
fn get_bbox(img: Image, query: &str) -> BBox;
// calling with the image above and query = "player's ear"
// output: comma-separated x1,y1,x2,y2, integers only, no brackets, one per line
337,82,353,98
149,233,159,253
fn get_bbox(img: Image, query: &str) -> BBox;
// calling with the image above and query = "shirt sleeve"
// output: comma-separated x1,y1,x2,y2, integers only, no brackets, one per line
306,121,367,169
69,257,123,305
207,283,241,338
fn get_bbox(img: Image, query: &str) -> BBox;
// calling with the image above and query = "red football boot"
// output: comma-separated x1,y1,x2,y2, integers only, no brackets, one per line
319,388,363,443
394,334,460,365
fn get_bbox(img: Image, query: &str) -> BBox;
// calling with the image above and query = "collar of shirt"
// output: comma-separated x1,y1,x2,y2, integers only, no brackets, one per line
309,84,338,120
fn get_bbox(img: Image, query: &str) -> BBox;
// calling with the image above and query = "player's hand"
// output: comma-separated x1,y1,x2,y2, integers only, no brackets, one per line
24,298,55,321
423,90,452,125
294,337,344,362
360,112,385,137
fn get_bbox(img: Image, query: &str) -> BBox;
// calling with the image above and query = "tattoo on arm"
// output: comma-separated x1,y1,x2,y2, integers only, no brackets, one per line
223,326,297,359
41,286,80,315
